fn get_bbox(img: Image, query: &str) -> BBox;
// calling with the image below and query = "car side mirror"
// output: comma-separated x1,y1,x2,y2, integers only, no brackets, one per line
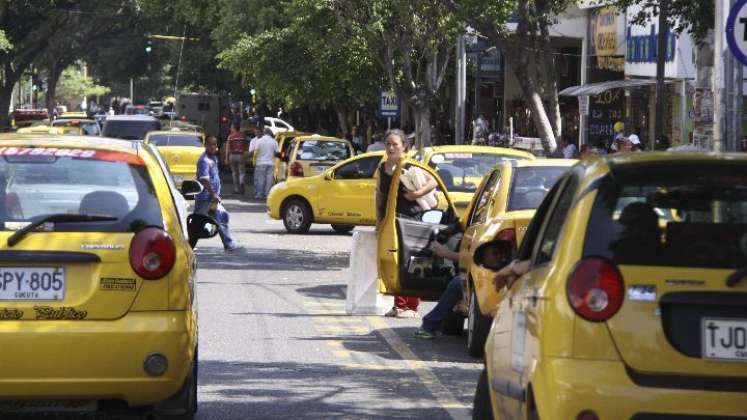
421,209,444,224
324,172,333,181
473,240,513,271
180,180,203,198
186,213,219,249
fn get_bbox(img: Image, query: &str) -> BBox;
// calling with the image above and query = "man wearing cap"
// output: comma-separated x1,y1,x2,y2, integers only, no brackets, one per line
628,134,642,151
610,121,625,152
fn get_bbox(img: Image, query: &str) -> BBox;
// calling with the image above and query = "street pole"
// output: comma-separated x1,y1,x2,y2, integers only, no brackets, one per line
455,34,466,145
714,0,726,152
653,0,669,151
129,78,134,102
726,0,742,152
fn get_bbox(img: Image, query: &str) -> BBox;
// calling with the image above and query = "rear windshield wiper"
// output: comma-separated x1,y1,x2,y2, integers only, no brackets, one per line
7,214,117,247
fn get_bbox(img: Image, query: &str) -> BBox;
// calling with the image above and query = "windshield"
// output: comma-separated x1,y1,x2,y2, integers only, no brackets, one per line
52,120,100,136
296,140,350,161
429,153,522,193
507,166,568,211
103,120,161,140
0,147,163,232
584,164,747,269
148,134,203,147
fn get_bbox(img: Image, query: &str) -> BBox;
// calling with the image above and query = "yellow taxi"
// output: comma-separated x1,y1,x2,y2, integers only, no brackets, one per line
458,159,575,356
0,134,217,418
144,130,205,188
471,153,747,419
285,135,355,179
16,125,73,135
58,111,88,119
267,151,385,233
274,131,311,182
51,118,102,136
415,145,535,213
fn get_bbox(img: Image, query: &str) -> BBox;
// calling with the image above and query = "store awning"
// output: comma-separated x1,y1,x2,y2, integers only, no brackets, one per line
559,79,664,96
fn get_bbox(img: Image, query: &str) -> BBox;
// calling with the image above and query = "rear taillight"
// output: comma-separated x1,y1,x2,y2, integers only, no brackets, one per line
129,227,176,280
567,257,624,322
495,228,517,250
290,161,303,177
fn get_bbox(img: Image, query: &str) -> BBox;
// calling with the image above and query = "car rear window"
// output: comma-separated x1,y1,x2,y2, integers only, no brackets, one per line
53,121,100,136
429,153,522,192
103,120,161,140
507,166,568,211
0,147,163,232
148,134,203,147
584,163,747,269
296,140,350,161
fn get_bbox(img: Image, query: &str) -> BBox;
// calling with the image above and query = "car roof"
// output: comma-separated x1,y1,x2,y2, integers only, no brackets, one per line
512,158,577,168
52,118,97,123
146,130,203,137
296,134,347,142
423,145,535,159
105,115,159,122
0,134,141,154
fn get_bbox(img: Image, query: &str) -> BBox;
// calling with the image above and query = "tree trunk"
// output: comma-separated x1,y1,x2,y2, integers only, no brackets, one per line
539,20,561,140
0,82,14,131
334,106,349,136
45,60,64,117
412,100,431,153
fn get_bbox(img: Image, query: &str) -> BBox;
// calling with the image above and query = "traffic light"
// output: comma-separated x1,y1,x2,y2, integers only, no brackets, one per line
145,38,152,53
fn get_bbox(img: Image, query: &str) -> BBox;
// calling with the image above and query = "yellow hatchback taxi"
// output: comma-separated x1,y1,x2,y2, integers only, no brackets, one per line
416,145,535,213
274,131,311,182
51,118,102,136
286,135,354,178
0,135,216,418
144,130,205,188
458,159,575,356
267,151,385,233
472,153,747,419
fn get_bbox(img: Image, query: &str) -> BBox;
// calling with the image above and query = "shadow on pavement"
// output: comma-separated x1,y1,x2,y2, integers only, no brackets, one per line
197,359,475,419
196,247,349,271
295,284,347,300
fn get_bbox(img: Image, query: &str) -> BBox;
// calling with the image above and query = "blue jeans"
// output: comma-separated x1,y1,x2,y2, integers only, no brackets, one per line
421,275,463,333
253,164,274,198
194,200,236,249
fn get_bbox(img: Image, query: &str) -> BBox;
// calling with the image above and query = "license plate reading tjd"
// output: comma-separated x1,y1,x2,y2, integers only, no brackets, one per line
0,267,65,300
702,318,747,362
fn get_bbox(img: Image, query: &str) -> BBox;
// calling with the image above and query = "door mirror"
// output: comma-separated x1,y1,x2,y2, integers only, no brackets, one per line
421,209,444,224
324,171,333,181
186,213,219,249
180,180,203,198
473,240,513,270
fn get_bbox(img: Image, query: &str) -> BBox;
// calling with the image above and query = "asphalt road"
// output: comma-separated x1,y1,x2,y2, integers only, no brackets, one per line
194,193,483,419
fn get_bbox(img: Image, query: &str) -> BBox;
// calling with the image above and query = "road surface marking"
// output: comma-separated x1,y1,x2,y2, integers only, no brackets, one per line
367,316,470,420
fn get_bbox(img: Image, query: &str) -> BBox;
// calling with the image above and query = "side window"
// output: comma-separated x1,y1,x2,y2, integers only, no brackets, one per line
469,170,501,225
533,175,580,266
335,156,380,179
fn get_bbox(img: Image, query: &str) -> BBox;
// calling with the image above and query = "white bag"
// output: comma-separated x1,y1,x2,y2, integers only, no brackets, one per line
400,166,438,211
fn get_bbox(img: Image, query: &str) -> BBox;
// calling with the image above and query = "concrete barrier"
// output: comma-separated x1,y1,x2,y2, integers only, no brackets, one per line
345,231,393,315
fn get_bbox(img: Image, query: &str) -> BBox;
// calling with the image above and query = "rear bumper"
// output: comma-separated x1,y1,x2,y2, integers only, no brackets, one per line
527,357,747,418
0,311,195,407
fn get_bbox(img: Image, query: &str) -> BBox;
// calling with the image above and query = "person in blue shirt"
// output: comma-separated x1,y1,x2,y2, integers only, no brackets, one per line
195,136,242,252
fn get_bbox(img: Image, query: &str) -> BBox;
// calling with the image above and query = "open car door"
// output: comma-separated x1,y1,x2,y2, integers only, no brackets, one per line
377,159,462,300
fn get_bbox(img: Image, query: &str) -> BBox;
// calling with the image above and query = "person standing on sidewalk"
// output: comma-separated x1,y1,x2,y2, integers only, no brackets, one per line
249,126,278,200
225,123,249,195
195,136,242,252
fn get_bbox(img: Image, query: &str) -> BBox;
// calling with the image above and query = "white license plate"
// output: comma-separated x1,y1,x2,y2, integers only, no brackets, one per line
0,267,65,301
702,318,747,362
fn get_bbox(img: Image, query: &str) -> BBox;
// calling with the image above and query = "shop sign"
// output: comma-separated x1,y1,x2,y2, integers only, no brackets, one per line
626,26,676,64
589,6,626,72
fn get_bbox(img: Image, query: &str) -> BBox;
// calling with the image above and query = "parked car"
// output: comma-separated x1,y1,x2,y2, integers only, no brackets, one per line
414,145,535,214
473,152,747,419
274,131,311,182
267,151,385,233
51,118,101,136
102,115,162,141
263,117,294,136
285,135,354,178
457,159,575,356
0,133,218,418
144,130,205,188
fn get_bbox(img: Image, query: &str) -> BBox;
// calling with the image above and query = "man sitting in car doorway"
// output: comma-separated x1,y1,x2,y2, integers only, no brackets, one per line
415,232,510,339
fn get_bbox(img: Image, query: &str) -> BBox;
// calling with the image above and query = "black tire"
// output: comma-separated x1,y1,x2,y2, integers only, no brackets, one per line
467,289,492,357
282,199,312,234
331,224,355,234
473,368,494,420
440,310,465,335
151,351,197,420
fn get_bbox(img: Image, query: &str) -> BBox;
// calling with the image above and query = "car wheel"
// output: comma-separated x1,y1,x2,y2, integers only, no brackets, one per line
282,199,312,234
467,289,492,357
150,349,197,420
440,309,465,335
473,368,494,420
330,224,355,234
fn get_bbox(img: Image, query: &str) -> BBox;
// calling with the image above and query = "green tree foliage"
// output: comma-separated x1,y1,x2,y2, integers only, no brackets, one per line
55,66,111,107
0,30,10,51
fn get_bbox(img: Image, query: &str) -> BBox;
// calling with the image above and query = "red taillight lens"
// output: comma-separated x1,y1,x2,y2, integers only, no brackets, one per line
179,115,188,121
290,161,303,177
496,228,517,250
129,227,176,280
567,257,624,322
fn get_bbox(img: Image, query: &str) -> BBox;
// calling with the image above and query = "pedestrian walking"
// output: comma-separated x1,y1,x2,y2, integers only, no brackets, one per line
375,129,438,318
249,126,278,200
224,123,249,195
195,136,242,252
366,133,386,152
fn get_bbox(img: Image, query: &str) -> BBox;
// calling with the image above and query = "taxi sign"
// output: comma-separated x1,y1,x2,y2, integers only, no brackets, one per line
377,90,400,118
727,0,747,66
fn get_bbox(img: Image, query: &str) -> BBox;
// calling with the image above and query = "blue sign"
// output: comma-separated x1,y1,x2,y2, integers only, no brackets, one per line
626,25,675,64
377,90,400,119
727,0,747,66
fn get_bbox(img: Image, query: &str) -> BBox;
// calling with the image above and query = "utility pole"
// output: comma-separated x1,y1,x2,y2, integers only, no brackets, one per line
653,0,669,151
455,34,466,145
714,0,726,152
